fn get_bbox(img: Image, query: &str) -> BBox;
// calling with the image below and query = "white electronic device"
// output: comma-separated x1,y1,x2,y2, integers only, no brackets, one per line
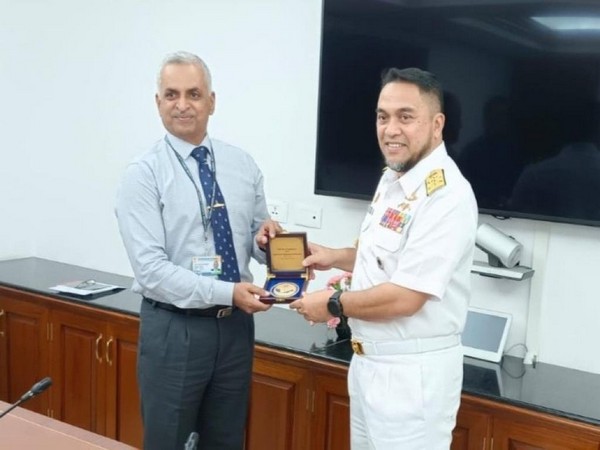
471,261,534,281
462,306,512,363
475,223,522,268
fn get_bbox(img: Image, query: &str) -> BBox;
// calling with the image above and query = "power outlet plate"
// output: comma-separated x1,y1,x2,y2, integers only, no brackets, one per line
294,204,322,229
267,200,288,223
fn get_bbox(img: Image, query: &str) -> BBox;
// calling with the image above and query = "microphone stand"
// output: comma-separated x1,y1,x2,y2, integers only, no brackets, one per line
0,377,53,419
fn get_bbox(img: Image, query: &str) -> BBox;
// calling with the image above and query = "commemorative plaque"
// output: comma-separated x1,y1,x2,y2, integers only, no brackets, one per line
260,232,309,304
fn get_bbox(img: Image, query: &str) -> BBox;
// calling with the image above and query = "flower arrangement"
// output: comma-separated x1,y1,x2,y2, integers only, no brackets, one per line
326,272,352,336
327,271,353,294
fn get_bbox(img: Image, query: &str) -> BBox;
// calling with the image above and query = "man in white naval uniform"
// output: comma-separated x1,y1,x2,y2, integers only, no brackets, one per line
291,67,478,449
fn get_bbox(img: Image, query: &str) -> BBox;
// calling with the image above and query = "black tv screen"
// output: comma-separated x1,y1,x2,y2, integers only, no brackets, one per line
315,0,600,227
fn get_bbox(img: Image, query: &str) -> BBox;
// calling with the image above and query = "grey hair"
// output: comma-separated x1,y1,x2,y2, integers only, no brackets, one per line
156,51,212,92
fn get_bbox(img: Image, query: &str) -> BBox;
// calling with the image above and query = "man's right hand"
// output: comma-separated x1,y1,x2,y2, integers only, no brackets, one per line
232,282,272,314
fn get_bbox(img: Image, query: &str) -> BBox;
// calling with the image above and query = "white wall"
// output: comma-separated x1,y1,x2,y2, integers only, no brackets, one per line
2,0,599,374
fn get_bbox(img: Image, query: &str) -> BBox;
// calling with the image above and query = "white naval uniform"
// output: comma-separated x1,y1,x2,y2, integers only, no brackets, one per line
348,143,478,450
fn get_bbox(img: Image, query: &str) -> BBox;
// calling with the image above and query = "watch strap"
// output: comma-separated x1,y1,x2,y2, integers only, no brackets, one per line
328,290,344,317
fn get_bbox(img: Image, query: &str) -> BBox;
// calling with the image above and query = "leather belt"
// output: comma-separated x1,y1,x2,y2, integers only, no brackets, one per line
143,297,233,319
351,334,460,356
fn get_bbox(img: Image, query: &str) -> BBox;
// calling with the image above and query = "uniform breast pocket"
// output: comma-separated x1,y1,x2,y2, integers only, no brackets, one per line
371,229,406,276
373,227,405,253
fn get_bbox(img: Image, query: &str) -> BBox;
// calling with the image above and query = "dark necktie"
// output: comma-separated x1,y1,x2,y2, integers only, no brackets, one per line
191,146,241,282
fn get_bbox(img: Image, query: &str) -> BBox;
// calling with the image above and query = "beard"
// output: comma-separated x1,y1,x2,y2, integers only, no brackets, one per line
386,159,413,173
384,138,435,174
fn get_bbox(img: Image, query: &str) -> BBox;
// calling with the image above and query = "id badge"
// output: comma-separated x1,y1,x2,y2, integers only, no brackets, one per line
192,256,222,276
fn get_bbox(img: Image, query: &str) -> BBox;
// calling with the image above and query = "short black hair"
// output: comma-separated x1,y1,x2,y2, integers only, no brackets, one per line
380,67,444,112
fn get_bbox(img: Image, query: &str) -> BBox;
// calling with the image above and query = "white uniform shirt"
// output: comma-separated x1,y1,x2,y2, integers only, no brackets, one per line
350,143,478,342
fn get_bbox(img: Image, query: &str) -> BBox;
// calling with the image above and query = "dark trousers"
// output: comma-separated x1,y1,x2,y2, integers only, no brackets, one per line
138,299,254,450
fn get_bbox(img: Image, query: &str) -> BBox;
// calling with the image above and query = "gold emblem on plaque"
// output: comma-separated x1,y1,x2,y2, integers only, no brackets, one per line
270,281,300,300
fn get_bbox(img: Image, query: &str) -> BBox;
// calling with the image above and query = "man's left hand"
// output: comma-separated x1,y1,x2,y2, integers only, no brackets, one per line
290,289,332,323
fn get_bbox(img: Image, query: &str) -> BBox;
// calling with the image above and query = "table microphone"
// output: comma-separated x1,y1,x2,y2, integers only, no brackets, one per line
0,377,53,419
184,431,199,450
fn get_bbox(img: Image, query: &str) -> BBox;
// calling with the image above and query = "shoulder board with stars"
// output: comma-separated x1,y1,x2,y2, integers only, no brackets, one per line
425,169,446,196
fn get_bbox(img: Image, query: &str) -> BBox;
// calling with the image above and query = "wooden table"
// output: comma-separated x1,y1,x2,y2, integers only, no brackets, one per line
0,401,137,449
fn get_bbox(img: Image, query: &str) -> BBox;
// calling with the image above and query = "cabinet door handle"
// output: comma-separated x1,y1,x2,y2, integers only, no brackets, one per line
95,334,103,363
0,309,4,337
106,337,114,366
305,389,315,413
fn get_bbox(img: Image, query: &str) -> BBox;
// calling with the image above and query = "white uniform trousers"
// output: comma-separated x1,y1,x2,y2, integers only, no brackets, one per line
348,344,463,450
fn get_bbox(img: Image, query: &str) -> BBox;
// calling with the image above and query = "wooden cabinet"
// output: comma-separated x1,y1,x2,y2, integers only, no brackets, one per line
246,354,311,450
247,347,600,450
50,307,108,432
0,286,142,449
0,291,50,415
311,371,351,450
4,279,600,450
105,319,142,446
246,346,350,450
453,394,600,450
451,401,491,450
493,416,600,450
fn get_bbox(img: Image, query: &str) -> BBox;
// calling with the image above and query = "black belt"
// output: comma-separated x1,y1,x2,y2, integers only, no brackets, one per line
143,297,233,318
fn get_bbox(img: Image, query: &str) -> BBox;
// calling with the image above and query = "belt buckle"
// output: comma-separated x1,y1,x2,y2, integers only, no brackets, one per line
351,339,364,355
216,307,232,319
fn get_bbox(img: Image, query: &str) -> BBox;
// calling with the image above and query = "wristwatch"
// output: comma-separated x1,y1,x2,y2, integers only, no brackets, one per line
327,290,344,317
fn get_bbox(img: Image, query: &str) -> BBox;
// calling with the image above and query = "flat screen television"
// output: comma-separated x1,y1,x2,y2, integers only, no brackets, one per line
315,0,600,227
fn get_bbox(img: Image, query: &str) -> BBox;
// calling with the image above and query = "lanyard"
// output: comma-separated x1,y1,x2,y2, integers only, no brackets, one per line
165,136,217,241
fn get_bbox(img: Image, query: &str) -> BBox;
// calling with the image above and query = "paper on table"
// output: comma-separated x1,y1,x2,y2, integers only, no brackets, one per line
49,280,123,296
